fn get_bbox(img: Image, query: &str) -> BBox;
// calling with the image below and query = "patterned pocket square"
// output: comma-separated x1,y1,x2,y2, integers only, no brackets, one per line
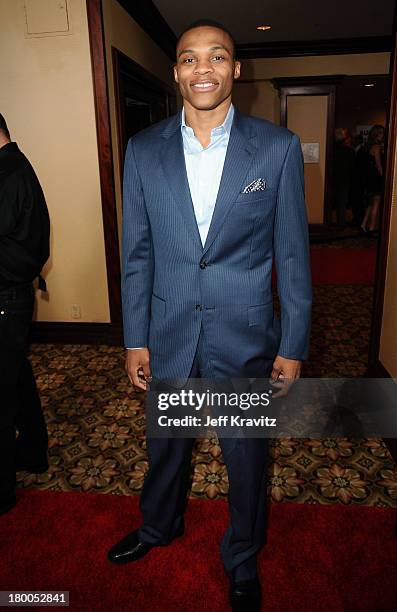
242,178,267,193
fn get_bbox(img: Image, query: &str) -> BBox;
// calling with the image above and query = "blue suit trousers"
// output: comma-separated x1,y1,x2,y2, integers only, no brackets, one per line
138,327,269,581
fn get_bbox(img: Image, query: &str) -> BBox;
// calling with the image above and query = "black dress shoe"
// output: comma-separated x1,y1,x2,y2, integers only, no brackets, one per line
108,530,154,564
108,526,184,564
229,576,261,611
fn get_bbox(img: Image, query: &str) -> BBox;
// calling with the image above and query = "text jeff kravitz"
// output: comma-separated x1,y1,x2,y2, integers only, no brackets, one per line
158,414,277,427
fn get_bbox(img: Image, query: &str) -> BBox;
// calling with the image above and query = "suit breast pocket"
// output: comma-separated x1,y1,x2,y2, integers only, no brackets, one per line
235,189,277,206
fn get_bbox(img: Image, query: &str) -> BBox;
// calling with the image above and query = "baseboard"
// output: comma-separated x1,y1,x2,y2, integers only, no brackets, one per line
384,439,397,463
365,359,391,378
30,322,123,346
366,360,397,463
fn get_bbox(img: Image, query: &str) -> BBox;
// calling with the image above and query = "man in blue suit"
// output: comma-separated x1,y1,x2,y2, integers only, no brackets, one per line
108,20,312,611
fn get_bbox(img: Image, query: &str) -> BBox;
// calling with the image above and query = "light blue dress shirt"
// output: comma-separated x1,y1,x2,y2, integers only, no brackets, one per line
181,103,234,246
128,104,234,350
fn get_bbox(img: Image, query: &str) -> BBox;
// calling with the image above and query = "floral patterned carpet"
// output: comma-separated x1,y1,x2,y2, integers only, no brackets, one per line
18,275,397,508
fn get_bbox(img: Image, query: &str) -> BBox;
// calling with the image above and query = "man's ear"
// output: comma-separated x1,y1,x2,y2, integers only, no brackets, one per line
234,61,241,80
173,65,179,83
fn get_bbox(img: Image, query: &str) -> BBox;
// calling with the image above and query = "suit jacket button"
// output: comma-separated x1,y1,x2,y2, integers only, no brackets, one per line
195,304,203,310
199,261,207,269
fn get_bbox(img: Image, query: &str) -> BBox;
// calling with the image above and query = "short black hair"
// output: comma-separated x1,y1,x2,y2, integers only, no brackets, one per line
0,113,10,139
176,19,236,59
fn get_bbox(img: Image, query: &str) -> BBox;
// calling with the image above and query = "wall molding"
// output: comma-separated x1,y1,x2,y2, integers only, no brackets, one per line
86,0,122,335
364,360,397,464
366,359,391,378
30,322,123,346
237,36,392,59
116,0,177,61
115,1,392,61
365,359,397,462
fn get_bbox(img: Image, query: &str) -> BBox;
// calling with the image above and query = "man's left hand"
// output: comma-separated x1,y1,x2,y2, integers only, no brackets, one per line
270,355,302,397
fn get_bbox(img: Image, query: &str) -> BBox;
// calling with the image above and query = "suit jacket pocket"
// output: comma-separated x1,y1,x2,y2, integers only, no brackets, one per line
247,301,273,327
150,294,166,323
149,294,167,355
236,189,276,205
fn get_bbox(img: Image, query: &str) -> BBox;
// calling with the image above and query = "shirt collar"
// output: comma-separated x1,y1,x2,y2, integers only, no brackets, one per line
181,104,234,137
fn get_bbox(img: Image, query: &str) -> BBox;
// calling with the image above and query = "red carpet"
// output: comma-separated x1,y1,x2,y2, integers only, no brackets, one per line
309,247,376,284
0,489,396,611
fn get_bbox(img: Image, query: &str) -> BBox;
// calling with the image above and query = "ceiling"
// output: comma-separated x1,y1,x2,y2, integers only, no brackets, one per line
152,0,395,44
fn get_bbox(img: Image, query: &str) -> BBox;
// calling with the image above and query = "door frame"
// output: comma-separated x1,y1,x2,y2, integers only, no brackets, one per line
112,47,177,189
86,0,122,338
84,2,177,344
368,30,397,376
273,76,344,224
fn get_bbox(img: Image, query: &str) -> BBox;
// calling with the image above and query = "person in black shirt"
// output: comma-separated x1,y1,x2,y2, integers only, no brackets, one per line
0,113,50,515
360,125,385,233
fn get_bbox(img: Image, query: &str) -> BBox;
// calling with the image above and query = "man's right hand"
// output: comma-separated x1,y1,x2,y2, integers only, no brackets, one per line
125,348,152,391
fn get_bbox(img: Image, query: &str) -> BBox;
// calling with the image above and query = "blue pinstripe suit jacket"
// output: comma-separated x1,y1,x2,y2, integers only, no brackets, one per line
121,108,312,380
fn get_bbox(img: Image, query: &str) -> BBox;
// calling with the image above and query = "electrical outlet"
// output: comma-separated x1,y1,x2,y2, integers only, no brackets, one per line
71,304,81,319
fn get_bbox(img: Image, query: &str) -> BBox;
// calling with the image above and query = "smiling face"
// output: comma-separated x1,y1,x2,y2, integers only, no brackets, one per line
174,26,240,112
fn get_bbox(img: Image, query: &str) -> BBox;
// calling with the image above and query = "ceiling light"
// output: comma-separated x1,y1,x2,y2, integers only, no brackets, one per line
256,25,271,31
364,83,375,87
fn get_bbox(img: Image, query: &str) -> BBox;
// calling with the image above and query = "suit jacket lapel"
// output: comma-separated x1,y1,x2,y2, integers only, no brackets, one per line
160,114,203,251
202,111,257,255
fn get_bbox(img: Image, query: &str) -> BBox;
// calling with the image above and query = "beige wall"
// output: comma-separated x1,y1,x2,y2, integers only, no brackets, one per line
102,0,175,242
0,0,109,323
379,139,397,376
241,53,390,81
287,96,328,224
234,53,391,223
233,80,280,123
234,53,390,124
